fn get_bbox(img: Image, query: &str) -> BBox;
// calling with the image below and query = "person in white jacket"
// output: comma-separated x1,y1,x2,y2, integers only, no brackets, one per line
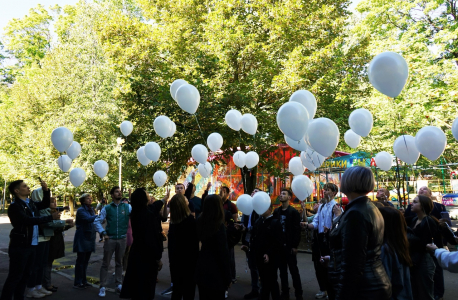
426,243,458,273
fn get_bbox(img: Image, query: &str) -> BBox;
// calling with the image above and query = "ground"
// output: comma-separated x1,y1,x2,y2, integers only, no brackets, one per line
1,215,458,300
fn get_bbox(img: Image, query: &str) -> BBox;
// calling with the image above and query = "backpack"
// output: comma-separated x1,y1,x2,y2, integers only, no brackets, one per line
224,209,242,248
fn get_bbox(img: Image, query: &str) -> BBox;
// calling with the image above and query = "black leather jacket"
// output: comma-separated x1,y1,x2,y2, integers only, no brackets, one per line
8,190,53,247
328,196,391,300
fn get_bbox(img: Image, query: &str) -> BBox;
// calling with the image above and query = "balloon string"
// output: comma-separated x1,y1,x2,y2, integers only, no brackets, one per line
238,131,243,150
193,114,208,147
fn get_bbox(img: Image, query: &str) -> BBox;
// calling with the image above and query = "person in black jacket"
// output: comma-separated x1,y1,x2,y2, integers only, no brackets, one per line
168,193,199,300
273,188,302,300
327,166,391,300
195,194,232,300
0,180,60,300
251,203,283,300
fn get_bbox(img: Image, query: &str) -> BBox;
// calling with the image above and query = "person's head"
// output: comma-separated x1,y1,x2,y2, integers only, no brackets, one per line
261,204,273,218
378,207,412,267
280,188,292,203
169,194,191,224
411,195,433,215
197,194,225,240
219,186,230,201
102,197,106,203
79,193,92,206
49,197,57,209
175,183,185,195
110,186,122,201
8,180,30,199
376,188,390,202
418,186,432,199
130,188,150,210
31,188,44,202
323,183,338,200
340,166,375,200
251,187,261,197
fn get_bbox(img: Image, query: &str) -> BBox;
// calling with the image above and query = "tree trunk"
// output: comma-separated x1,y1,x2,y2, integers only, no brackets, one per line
69,195,74,217
241,166,257,195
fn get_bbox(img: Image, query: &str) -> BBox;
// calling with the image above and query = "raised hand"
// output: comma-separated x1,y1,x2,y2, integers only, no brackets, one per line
51,211,61,220
41,180,49,192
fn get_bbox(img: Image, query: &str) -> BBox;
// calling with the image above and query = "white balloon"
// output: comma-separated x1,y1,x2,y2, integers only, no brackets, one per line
176,84,200,114
144,142,161,162
349,108,373,137
66,141,81,160
300,151,317,172
69,168,86,187
291,175,313,201
240,114,258,135
137,146,151,166
154,116,173,139
245,151,259,169
153,170,167,187
415,126,447,161
452,117,458,142
236,194,253,215
57,155,72,172
289,90,317,119
285,135,308,152
375,151,393,171
393,135,420,165
93,160,109,178
191,144,208,164
252,191,271,215
198,162,213,178
51,127,73,153
225,109,242,131
289,156,305,176
207,133,223,152
368,52,409,98
168,121,176,138
120,121,133,137
344,130,361,149
170,79,187,101
307,118,340,157
277,102,310,141
233,151,246,168
307,148,325,168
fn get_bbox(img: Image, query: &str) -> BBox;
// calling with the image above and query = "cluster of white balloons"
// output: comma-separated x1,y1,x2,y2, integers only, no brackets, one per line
236,191,271,215
190,144,214,178
291,175,314,201
154,116,176,139
344,108,373,149
233,151,259,169
225,109,258,135
170,79,200,114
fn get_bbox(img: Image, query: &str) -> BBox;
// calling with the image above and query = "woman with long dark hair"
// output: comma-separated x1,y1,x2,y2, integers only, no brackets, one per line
195,194,231,299
120,188,168,300
168,194,198,300
408,195,442,300
327,166,391,300
378,207,413,300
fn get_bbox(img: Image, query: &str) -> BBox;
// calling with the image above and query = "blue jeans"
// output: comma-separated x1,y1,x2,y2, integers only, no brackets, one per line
74,252,92,286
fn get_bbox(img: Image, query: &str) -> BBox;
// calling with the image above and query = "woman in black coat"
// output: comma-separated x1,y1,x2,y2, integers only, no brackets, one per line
195,194,232,300
327,166,391,300
168,194,198,300
120,188,168,300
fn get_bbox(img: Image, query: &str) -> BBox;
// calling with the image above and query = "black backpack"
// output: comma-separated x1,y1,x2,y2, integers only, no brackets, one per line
225,209,242,248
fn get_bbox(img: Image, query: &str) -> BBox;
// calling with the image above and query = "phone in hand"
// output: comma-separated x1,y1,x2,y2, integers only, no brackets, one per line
38,177,42,183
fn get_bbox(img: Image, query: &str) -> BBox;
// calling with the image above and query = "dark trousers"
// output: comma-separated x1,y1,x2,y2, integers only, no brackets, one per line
279,247,303,296
0,245,36,300
433,256,444,298
258,263,280,300
171,267,196,300
74,251,92,286
27,241,49,288
197,285,225,300
312,233,330,292
411,253,435,300
246,250,259,292
42,260,53,288
229,246,236,280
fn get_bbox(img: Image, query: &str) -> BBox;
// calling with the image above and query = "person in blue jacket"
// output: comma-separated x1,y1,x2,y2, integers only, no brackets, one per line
73,193,97,289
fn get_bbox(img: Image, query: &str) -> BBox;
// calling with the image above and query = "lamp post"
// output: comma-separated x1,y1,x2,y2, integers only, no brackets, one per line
117,137,125,189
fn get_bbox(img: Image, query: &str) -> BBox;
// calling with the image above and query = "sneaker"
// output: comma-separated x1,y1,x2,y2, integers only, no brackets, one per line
243,290,259,299
99,238,103,242
36,288,52,296
73,284,86,290
83,283,92,287
225,291,229,299
98,287,106,298
161,286,173,295
232,279,237,284
45,286,57,293
116,285,122,294
25,290,45,298
315,291,327,299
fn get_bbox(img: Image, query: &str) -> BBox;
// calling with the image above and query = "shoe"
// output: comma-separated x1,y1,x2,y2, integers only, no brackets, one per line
244,290,259,299
225,291,229,299
116,285,122,294
99,238,103,242
112,272,115,276
25,290,45,298
73,284,86,290
45,286,57,293
160,286,173,295
36,288,52,296
315,291,327,299
98,287,106,298
232,279,237,284
83,283,92,287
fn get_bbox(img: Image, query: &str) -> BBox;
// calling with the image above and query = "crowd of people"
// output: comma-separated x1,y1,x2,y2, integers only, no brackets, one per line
1,166,458,300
